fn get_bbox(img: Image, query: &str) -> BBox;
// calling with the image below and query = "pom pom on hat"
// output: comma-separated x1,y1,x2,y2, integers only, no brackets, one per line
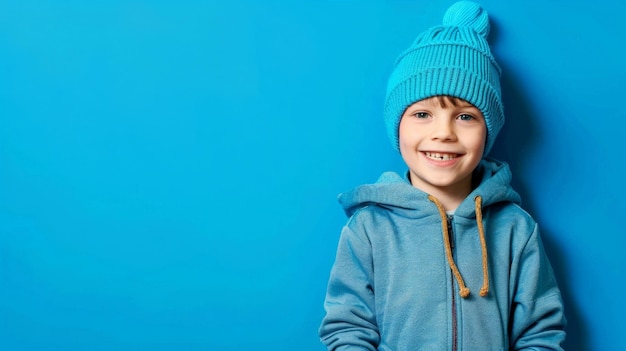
384,1,504,156
443,1,490,37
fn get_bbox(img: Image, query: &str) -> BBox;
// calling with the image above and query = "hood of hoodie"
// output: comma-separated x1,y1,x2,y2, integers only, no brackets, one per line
339,158,521,219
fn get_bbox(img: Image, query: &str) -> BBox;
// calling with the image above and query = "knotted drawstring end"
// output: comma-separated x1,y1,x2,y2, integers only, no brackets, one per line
479,287,489,297
460,287,470,298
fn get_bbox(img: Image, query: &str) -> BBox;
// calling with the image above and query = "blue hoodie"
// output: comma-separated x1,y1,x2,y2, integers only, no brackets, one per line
319,159,566,350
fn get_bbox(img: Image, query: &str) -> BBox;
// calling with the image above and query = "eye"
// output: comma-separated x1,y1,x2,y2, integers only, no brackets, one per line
414,112,429,119
458,113,474,121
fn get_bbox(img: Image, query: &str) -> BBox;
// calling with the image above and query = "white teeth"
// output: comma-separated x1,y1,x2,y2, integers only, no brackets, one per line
425,152,457,161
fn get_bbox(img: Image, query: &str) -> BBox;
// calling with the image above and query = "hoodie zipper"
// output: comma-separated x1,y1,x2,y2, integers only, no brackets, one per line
447,215,458,351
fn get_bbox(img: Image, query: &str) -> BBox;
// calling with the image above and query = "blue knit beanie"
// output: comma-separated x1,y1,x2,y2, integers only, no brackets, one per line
384,1,503,156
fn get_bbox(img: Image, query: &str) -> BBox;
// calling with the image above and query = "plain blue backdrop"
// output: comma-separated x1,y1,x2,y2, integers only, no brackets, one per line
1,0,624,350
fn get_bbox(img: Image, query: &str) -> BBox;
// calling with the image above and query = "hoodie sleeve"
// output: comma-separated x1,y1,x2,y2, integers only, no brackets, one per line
319,221,380,351
510,224,567,350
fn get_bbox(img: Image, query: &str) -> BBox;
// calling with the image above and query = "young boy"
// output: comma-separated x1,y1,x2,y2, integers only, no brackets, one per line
319,2,566,350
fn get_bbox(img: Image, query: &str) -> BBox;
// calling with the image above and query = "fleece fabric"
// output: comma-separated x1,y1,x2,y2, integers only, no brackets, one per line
319,158,566,351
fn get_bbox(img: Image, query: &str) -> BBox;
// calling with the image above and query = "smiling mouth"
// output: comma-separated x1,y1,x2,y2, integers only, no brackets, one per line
424,152,459,161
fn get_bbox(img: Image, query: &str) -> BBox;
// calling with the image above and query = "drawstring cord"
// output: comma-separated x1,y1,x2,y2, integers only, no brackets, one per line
428,195,489,298
474,196,490,297
429,195,470,298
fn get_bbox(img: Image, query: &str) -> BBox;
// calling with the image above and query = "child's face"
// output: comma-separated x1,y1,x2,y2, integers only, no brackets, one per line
398,97,486,198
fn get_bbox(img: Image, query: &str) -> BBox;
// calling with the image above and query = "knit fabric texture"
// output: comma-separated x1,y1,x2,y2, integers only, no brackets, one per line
384,1,503,155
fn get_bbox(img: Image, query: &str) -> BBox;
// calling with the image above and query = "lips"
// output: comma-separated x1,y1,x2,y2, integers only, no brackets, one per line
424,152,459,161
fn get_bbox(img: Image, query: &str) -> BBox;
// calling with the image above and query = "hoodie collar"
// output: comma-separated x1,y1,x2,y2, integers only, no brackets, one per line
338,158,521,219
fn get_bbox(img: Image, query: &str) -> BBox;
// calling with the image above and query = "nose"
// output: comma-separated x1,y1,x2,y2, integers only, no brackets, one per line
430,119,457,141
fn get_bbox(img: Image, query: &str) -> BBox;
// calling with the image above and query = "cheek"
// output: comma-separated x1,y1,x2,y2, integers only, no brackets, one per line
398,129,417,151
398,120,419,145
399,140,419,168
399,135,423,168
472,129,487,155
480,128,487,149
398,128,415,157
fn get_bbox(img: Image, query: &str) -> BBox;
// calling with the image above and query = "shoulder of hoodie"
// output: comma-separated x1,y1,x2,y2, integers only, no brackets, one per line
342,200,440,239
342,203,396,239
486,200,540,239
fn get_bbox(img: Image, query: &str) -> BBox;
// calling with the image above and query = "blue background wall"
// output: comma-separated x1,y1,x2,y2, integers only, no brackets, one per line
1,1,624,350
